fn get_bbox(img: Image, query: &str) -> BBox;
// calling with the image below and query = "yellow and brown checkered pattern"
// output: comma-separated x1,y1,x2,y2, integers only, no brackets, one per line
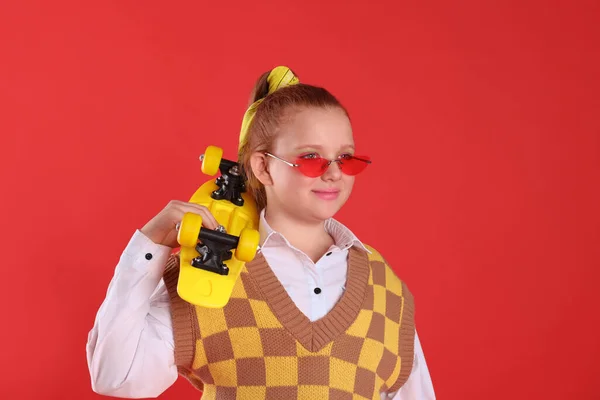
163,244,415,400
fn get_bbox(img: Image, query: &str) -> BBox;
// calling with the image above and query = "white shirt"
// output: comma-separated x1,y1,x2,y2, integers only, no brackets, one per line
86,210,436,399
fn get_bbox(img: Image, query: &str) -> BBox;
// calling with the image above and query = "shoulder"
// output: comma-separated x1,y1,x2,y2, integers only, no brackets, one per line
361,244,385,263
361,243,393,272
360,244,412,299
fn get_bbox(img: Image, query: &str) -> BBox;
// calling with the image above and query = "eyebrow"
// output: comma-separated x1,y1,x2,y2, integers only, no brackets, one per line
294,144,355,151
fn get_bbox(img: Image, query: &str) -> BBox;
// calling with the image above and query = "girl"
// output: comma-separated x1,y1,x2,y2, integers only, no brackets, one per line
86,66,435,399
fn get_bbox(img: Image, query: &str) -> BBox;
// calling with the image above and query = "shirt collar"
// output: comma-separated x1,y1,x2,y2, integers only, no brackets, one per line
258,208,371,254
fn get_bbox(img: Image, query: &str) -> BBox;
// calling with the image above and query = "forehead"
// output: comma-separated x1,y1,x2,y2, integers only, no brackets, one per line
273,107,354,151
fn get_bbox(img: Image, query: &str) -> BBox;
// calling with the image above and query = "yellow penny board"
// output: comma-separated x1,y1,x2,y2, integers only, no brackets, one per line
176,147,259,308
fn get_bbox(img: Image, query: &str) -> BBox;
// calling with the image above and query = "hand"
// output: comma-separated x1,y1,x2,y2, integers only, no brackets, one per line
140,200,219,248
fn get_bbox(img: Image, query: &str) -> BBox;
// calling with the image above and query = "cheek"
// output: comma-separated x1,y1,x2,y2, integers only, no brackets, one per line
343,175,355,192
271,166,312,194
285,174,312,192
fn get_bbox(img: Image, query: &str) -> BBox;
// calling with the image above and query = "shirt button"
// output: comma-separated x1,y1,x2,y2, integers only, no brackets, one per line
314,287,322,294
145,253,153,260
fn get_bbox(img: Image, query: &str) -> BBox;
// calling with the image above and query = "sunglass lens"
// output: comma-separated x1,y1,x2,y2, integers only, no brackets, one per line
340,156,371,175
296,157,328,177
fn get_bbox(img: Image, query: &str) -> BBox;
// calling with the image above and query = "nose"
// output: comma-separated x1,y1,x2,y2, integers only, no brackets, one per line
321,159,343,181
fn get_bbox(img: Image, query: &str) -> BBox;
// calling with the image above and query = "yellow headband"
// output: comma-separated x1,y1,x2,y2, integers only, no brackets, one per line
238,66,300,150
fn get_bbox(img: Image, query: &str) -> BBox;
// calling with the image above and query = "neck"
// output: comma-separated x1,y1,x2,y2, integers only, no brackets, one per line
264,207,334,262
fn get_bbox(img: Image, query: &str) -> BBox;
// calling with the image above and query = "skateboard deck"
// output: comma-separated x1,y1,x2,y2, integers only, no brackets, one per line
176,145,260,308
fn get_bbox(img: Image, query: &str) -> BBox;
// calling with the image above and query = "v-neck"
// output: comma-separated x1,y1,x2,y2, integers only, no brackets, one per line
244,245,370,352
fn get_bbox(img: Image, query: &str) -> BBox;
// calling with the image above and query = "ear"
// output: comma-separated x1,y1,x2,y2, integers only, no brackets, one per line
249,152,273,186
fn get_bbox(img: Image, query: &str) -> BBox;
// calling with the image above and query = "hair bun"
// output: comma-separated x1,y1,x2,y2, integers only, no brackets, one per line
239,66,300,150
266,66,300,95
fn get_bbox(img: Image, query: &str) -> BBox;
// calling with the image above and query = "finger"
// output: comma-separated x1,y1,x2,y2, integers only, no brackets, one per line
176,203,219,230
169,201,219,228
194,204,220,222
186,204,217,226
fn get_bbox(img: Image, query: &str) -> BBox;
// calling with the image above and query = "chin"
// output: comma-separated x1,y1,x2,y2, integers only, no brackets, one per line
310,209,337,221
309,200,346,221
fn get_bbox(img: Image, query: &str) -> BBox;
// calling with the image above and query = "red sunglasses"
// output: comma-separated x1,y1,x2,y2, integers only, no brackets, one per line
265,152,372,178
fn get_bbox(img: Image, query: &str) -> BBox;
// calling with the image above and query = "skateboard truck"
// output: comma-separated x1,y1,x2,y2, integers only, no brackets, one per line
191,226,239,276
201,154,246,207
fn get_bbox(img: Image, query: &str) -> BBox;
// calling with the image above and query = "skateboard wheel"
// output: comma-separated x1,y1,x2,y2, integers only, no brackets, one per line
201,145,223,176
177,212,202,247
236,228,260,262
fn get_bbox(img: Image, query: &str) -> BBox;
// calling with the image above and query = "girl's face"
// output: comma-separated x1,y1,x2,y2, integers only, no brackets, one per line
264,106,356,223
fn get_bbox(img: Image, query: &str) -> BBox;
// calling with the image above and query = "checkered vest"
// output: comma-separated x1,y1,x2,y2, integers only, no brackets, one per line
163,245,415,400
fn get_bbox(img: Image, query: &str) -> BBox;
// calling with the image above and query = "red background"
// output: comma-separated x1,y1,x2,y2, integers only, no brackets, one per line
1,0,599,399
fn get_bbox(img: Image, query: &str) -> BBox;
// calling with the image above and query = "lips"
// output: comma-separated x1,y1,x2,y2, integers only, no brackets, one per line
312,189,340,200
313,189,340,194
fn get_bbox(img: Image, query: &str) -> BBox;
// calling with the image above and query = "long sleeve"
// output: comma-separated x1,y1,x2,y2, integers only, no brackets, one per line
382,330,436,400
86,229,178,398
